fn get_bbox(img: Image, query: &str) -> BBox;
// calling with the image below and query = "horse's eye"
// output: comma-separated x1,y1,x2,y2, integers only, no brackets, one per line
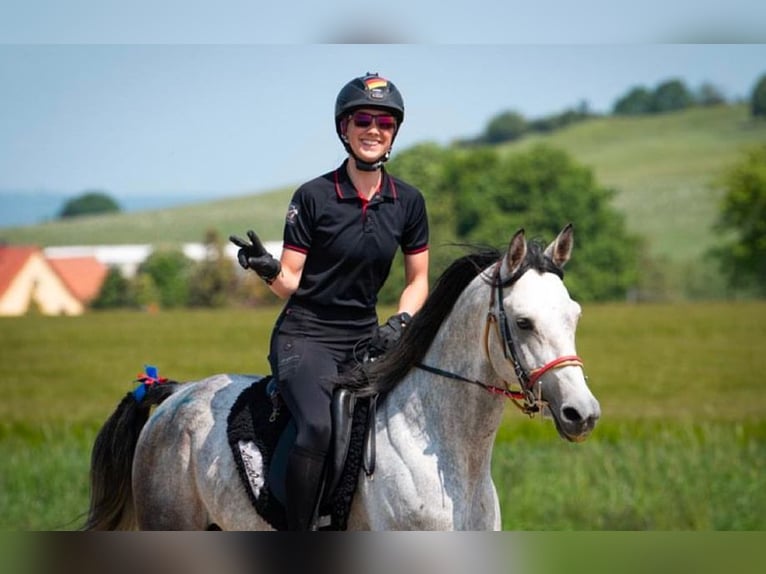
516,318,534,331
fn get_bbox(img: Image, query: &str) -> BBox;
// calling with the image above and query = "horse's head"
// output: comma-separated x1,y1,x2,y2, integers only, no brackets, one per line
489,224,600,442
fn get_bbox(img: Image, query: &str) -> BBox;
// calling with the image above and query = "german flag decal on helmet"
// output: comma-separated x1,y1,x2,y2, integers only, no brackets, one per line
364,76,388,91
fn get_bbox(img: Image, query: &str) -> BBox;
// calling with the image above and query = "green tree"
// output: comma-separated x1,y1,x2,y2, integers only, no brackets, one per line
389,145,462,242
613,86,653,115
130,272,161,311
651,78,693,113
713,144,766,296
90,267,133,309
695,82,727,107
189,229,237,307
529,102,594,133
138,248,192,308
381,143,460,305
58,190,121,219
751,73,766,118
482,111,528,143
385,143,640,303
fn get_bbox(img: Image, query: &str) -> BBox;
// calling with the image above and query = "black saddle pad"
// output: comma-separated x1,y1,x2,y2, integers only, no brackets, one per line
226,376,370,531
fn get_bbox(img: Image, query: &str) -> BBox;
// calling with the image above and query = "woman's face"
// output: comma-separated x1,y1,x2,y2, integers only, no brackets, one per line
343,108,397,163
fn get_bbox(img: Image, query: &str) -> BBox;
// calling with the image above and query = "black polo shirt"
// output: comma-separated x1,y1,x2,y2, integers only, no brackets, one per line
282,160,429,313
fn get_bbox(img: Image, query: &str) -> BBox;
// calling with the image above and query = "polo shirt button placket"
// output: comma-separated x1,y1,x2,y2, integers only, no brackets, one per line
364,211,375,233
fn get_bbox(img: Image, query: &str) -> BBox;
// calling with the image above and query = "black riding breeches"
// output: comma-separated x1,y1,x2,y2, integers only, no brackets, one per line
268,303,377,457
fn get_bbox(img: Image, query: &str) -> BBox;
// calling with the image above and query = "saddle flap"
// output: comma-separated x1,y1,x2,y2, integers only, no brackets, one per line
328,387,356,494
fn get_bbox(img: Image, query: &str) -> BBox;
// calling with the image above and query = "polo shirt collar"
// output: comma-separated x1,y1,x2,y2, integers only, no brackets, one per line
334,159,397,201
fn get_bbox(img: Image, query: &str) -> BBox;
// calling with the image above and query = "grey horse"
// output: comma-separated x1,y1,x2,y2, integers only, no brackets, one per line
85,225,600,530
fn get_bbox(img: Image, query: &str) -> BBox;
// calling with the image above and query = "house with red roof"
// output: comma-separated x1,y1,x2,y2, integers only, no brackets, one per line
47,256,108,304
0,245,107,316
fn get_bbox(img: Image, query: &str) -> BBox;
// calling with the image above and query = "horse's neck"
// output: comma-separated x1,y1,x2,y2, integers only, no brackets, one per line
387,280,506,456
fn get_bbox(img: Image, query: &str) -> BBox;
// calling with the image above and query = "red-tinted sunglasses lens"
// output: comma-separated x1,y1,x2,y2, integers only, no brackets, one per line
352,112,397,130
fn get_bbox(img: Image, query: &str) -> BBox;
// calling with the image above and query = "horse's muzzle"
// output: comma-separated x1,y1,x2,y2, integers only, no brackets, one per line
553,400,601,443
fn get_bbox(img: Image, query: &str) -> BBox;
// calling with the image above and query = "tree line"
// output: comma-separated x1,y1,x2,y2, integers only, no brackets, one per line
91,229,279,311
462,73,766,146
90,138,766,310
85,70,766,308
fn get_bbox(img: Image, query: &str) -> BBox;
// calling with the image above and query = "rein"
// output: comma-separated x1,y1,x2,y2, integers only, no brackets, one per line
418,261,584,417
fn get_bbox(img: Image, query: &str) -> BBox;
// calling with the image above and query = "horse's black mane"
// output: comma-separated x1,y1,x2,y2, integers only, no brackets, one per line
338,239,562,397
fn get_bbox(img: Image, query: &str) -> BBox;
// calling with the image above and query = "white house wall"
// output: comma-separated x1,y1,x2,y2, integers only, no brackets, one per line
44,242,283,278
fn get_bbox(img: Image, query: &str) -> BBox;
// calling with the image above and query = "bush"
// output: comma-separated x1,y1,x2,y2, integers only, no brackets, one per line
651,78,694,113
90,267,133,309
711,144,766,296
483,111,527,144
137,249,192,308
58,190,121,219
751,73,766,118
613,86,654,115
188,230,238,308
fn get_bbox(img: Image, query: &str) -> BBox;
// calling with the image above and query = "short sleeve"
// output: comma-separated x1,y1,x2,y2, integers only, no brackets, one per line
282,186,314,253
401,191,429,254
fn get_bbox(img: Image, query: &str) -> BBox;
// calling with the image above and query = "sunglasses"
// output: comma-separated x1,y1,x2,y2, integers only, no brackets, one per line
350,111,397,131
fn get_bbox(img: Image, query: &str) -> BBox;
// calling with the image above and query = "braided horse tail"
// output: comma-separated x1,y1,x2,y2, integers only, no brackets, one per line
83,382,179,530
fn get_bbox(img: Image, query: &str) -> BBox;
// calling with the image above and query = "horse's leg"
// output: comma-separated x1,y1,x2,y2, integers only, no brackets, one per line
133,385,210,530
133,409,210,530
465,477,502,530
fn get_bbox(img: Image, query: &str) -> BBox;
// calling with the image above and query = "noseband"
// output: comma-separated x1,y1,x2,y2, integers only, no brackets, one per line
418,260,584,417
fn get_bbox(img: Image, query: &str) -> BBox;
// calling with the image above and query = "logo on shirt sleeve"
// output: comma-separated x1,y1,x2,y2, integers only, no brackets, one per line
285,203,299,225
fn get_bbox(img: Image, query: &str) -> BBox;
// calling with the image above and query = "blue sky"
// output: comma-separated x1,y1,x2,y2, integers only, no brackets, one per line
1,1,765,200
2,44,765,199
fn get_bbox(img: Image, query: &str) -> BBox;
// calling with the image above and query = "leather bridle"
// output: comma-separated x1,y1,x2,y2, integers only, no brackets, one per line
418,261,584,417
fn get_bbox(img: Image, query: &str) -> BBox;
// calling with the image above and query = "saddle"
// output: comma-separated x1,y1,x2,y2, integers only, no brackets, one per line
226,376,377,531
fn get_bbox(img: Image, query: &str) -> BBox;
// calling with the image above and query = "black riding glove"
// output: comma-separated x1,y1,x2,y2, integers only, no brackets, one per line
368,312,412,358
229,230,281,285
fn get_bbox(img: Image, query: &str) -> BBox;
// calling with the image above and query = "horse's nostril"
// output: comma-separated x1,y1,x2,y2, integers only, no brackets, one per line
562,406,582,423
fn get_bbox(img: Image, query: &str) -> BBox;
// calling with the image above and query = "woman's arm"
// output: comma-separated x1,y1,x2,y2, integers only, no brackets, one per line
268,248,306,299
397,250,429,316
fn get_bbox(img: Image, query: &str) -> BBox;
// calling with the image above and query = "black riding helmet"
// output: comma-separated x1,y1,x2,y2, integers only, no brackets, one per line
335,73,405,171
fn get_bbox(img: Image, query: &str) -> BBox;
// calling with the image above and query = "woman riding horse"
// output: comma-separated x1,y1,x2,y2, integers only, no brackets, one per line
230,72,430,530
85,225,601,530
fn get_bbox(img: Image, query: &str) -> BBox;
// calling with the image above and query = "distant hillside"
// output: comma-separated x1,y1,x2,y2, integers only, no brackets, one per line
0,187,294,248
503,104,766,262
2,104,764,268
0,190,223,229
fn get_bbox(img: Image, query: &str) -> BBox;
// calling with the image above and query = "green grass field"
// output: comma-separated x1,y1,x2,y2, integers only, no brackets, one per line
1,302,764,530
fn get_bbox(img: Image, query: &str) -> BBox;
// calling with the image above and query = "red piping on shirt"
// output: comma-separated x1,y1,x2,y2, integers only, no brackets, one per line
283,243,308,254
403,245,429,255
334,167,384,221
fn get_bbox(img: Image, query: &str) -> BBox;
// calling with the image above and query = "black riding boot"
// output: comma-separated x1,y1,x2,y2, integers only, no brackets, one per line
285,445,326,531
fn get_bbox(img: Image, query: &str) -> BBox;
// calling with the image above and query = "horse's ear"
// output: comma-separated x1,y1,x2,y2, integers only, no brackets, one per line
503,228,527,276
544,223,574,268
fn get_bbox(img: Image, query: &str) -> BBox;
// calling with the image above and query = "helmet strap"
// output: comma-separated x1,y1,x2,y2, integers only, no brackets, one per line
353,149,390,171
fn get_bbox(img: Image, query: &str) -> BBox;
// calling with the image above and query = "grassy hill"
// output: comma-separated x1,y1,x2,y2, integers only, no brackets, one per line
505,104,766,263
2,104,764,268
0,186,295,247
